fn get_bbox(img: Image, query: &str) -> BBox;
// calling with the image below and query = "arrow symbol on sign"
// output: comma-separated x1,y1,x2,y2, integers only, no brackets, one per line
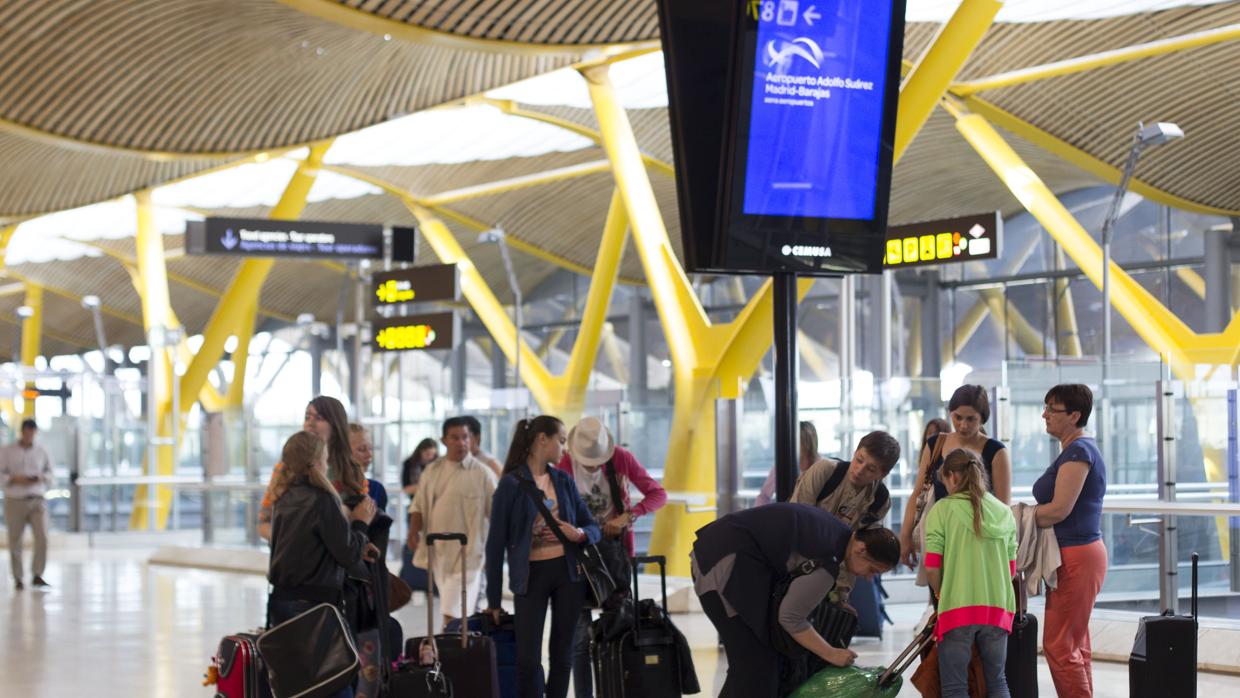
804,5,821,26
221,228,239,250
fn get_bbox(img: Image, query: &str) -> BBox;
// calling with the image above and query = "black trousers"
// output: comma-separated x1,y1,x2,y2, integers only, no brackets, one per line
700,591,780,698
515,558,587,698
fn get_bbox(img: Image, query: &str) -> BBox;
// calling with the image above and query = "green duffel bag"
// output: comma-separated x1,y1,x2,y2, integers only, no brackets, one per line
788,664,901,698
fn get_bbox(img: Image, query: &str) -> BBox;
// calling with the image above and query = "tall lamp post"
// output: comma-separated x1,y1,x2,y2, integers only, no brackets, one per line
1099,121,1183,444
479,228,523,412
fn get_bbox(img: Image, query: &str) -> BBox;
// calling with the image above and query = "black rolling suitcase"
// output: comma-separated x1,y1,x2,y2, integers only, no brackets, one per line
592,555,687,698
391,532,500,698
1130,552,1199,698
1006,574,1039,698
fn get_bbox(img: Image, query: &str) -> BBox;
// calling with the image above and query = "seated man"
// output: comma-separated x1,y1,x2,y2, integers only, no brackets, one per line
790,430,900,603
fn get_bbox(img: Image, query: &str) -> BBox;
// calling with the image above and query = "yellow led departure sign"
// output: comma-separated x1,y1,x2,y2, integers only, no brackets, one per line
883,212,1001,269
372,311,457,353
376,279,415,304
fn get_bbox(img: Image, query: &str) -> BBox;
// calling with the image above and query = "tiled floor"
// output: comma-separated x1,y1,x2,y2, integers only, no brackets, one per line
4,548,1238,696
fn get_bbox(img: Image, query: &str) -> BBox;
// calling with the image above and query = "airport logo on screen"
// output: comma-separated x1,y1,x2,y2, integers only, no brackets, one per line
884,212,1001,269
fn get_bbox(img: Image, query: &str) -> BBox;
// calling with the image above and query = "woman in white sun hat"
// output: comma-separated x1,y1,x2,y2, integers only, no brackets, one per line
556,416,667,698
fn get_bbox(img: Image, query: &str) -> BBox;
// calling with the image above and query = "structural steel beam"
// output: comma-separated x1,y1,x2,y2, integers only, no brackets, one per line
406,186,629,423
894,0,1002,163
961,96,1240,218
319,162,644,285
1054,247,1084,357
951,103,1240,376
19,284,43,419
953,23,1240,95
0,225,16,267
422,160,614,206
944,230,1042,362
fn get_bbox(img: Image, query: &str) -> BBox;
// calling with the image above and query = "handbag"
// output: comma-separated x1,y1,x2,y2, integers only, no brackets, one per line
911,435,946,586
517,476,616,607
389,573,413,612
257,602,360,698
910,639,989,697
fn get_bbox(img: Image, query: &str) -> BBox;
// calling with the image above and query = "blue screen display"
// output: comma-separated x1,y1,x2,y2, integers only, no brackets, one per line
742,1,895,220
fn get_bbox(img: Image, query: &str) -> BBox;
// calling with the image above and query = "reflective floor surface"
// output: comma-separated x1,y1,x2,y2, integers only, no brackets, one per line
4,548,1239,696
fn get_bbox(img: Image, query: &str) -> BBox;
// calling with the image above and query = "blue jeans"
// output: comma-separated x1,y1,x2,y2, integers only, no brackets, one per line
937,624,1010,698
267,598,355,698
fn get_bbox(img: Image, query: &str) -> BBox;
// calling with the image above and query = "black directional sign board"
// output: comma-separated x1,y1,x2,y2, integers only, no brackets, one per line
187,217,415,261
371,264,458,309
372,311,458,353
883,212,1002,269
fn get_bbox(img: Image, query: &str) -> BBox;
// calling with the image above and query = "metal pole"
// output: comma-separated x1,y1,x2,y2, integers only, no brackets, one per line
495,235,523,412
880,271,892,382
1228,388,1239,592
774,272,799,502
1156,376,1180,613
716,397,741,517
1100,131,1146,447
352,271,365,415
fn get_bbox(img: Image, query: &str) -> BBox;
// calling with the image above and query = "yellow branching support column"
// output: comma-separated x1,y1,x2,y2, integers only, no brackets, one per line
131,191,178,529
406,187,629,425
20,284,43,420
132,142,331,529
894,0,1002,163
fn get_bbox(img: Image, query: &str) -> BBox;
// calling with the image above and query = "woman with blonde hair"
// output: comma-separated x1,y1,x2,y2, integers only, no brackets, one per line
267,432,379,698
924,448,1018,698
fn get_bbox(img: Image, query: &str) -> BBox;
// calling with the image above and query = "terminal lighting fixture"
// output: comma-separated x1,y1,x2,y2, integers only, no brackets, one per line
16,305,34,319
81,295,101,309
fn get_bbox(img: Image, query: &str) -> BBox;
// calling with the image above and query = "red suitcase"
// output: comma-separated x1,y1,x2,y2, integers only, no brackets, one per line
211,632,271,698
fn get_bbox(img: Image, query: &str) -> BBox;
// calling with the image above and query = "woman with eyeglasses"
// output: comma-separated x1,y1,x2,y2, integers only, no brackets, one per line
691,503,900,697
900,385,1012,570
1033,384,1107,697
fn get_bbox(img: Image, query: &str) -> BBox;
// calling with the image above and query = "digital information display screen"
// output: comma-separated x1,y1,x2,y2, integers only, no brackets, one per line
742,1,896,220
372,312,458,353
884,212,1001,269
187,218,415,262
371,264,458,309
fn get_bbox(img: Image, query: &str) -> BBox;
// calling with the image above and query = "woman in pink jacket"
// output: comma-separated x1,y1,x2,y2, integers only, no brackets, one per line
556,416,667,698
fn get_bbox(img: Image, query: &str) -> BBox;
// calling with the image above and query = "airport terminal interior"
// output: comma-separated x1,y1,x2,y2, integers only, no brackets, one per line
3,1,1240,696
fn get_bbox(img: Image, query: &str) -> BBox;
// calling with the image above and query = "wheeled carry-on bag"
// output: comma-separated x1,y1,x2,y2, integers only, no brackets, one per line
1006,573,1039,698
1130,552,1199,698
211,632,272,698
591,554,686,698
445,610,524,698
391,532,500,698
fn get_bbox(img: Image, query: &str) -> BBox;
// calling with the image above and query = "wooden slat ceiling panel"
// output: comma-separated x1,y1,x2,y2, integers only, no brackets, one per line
0,0,574,153
0,292,105,357
0,133,226,219
354,150,606,198
345,0,660,45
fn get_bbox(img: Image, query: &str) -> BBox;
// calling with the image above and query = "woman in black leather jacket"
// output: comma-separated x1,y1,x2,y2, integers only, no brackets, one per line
268,432,378,698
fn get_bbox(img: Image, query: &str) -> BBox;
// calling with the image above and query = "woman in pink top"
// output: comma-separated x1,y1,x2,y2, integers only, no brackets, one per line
557,416,667,698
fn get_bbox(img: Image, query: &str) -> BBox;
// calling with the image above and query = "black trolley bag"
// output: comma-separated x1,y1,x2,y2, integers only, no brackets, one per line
1005,573,1039,698
391,532,500,698
592,555,685,698
1130,552,1199,698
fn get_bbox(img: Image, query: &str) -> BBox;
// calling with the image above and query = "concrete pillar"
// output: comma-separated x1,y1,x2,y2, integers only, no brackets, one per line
310,337,323,398
450,339,467,410
921,274,943,379
491,339,508,390
1205,226,1234,332
628,291,648,405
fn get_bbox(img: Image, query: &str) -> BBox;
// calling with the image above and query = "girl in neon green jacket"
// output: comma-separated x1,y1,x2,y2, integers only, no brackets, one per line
925,448,1018,698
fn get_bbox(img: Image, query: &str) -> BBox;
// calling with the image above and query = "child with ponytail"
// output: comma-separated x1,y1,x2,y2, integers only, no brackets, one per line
924,448,1018,698
485,415,601,698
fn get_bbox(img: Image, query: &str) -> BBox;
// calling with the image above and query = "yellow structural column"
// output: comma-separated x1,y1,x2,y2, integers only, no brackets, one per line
894,0,1003,163
405,187,629,424
19,284,44,420
130,191,179,529
177,141,331,417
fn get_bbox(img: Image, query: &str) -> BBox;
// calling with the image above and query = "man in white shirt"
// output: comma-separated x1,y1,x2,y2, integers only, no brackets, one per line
407,416,497,626
1,419,55,590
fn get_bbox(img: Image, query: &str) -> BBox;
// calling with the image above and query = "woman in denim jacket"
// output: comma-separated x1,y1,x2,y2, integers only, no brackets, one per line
485,415,602,698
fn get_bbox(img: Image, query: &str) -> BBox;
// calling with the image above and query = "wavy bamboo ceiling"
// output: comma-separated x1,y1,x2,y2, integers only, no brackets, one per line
2,1,1238,355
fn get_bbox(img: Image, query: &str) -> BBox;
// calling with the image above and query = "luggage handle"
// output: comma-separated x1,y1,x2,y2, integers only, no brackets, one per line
631,555,669,642
877,617,935,688
426,532,470,647
1191,551,1198,620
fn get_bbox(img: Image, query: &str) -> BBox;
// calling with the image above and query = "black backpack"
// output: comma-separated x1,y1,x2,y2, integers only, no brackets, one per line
814,458,890,527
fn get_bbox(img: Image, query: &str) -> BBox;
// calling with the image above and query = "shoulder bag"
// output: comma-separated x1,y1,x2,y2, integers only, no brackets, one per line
517,475,617,607
257,603,360,698
910,434,946,585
